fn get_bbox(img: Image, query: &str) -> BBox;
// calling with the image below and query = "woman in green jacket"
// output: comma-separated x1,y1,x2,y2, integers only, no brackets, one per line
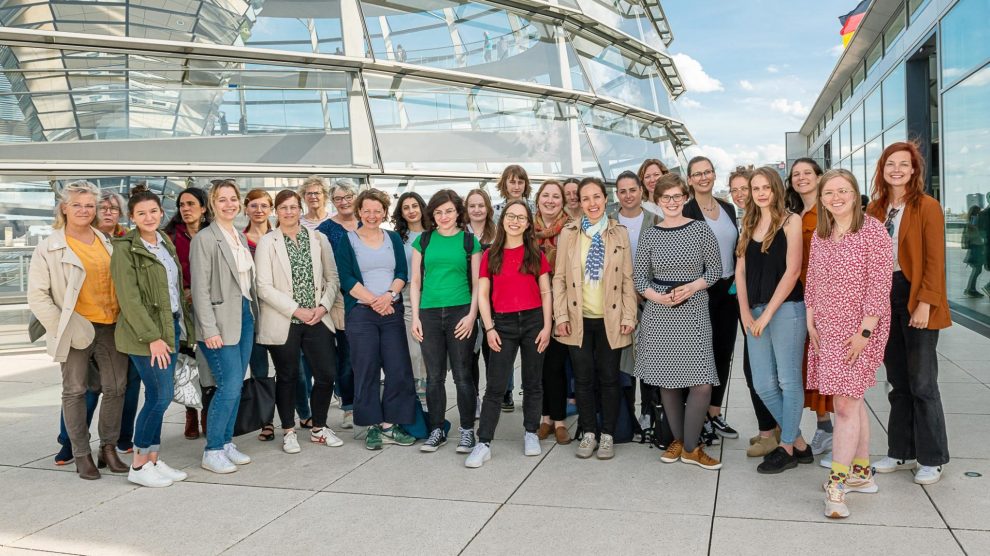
110,185,195,488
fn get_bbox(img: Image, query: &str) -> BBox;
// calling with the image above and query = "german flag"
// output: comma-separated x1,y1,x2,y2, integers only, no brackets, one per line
839,0,870,47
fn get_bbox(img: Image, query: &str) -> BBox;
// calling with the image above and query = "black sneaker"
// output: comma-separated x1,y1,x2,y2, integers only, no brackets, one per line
794,443,814,464
501,392,515,413
419,428,447,452
757,446,798,474
709,414,738,439
701,419,721,446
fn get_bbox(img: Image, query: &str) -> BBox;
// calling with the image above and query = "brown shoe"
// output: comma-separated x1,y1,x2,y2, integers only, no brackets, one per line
747,435,778,458
185,407,200,440
680,445,722,470
76,453,100,480
537,422,553,440
660,439,683,463
554,426,571,445
98,444,129,473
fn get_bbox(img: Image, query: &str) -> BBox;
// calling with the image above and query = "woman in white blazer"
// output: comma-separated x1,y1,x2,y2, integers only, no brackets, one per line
255,190,343,454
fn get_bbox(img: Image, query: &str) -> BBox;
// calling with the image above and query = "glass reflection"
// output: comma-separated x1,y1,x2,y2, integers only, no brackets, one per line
882,63,905,129
941,0,990,87
570,33,672,115
574,0,664,51
580,104,677,179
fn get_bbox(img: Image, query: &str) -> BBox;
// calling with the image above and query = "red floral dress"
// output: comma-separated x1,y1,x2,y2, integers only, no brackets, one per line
805,216,894,399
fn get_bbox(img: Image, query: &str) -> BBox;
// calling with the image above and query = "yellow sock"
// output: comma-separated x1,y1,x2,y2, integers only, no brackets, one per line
829,462,850,485
852,457,871,477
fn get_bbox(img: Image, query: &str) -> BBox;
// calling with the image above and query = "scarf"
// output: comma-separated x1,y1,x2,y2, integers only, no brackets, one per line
534,211,569,269
581,216,607,287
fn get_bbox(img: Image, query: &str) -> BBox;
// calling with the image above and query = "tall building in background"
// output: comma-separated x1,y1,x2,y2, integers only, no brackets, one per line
787,0,990,333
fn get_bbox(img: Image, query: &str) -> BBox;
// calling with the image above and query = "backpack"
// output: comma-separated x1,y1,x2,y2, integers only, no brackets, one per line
418,229,476,291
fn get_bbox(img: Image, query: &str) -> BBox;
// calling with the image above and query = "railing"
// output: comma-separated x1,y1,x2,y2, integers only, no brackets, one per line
0,246,33,304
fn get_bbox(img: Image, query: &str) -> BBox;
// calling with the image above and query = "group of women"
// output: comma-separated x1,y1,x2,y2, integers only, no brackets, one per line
27,141,952,519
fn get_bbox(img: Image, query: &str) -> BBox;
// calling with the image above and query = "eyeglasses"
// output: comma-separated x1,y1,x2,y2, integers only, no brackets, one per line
332,194,354,203
303,191,323,198
689,170,714,180
821,188,854,199
884,207,900,237
247,203,271,211
503,213,528,223
68,203,96,213
729,187,749,195
659,194,686,203
100,205,121,214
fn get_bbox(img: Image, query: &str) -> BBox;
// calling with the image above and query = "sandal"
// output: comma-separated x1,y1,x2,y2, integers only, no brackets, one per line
258,424,275,441
298,418,313,430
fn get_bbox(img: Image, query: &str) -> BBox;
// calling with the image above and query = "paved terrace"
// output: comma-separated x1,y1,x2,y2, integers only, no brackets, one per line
0,325,988,556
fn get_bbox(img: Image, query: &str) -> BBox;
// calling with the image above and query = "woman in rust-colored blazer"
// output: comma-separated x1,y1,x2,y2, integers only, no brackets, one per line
866,141,950,486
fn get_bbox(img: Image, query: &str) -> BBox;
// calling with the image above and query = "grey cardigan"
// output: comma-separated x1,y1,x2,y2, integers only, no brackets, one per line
189,223,258,344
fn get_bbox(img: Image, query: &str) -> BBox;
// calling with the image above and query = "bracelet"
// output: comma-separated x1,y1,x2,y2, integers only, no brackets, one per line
485,327,496,334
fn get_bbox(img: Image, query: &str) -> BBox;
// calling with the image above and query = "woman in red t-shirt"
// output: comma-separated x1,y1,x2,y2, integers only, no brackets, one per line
466,200,553,468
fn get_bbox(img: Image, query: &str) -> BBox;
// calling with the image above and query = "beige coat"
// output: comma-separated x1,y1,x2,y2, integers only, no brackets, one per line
27,227,115,362
254,227,342,345
552,218,637,349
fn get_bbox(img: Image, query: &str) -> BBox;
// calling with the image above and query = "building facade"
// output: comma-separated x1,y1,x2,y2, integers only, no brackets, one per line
787,0,990,333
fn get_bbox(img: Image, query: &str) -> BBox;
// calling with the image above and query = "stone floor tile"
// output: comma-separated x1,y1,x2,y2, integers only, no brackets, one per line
953,530,990,556
922,457,990,531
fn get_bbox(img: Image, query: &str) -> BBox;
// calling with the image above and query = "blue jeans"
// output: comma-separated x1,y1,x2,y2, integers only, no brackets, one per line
199,298,255,451
747,301,807,445
333,329,354,411
58,363,140,451
130,319,181,455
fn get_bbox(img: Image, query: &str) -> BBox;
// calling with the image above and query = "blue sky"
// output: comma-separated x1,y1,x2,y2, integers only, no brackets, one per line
663,1,855,186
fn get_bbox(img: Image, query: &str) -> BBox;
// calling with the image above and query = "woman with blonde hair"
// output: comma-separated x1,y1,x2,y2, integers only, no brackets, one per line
299,176,331,230
637,158,669,217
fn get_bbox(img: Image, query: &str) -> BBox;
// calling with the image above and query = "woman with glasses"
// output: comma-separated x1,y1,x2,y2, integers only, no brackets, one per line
636,174,723,470
736,167,812,474
391,192,431,402
300,176,331,231
552,177,637,460
728,170,781,458
255,190,343,454
805,169,893,518
28,180,130,480
866,141,951,485
96,191,128,238
683,156,739,445
637,159,669,217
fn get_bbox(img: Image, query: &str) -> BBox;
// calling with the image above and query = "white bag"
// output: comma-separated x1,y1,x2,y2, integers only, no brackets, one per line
173,353,202,409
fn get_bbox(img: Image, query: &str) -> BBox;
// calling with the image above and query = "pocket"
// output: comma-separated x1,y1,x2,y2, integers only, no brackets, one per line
67,313,96,350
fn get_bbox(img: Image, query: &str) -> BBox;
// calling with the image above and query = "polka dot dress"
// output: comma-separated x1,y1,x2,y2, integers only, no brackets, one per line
633,220,723,388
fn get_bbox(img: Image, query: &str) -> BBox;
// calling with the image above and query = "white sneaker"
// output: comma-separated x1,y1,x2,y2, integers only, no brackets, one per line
810,429,833,456
465,443,491,468
914,465,943,485
154,460,188,482
524,432,541,456
283,430,301,454
223,443,251,465
128,463,173,488
873,456,916,473
818,451,833,469
201,450,237,474
311,427,344,447
341,411,354,430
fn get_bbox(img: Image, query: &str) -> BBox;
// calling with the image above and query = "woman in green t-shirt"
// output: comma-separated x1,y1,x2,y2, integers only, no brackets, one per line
411,189,482,454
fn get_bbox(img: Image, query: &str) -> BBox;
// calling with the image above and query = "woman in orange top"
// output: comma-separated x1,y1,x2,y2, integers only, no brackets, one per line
787,158,835,464
866,141,951,485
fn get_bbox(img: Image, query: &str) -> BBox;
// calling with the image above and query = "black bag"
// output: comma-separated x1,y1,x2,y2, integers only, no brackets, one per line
233,376,276,437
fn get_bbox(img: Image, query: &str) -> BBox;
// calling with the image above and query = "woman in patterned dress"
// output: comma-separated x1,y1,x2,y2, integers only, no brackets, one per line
633,174,723,470
806,169,893,518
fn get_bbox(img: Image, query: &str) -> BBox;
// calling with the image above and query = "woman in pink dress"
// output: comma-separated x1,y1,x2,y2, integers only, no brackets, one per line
805,169,893,519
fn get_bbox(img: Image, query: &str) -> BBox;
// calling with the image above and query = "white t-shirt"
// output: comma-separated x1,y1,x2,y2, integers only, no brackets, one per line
888,204,904,272
617,211,646,257
703,204,738,279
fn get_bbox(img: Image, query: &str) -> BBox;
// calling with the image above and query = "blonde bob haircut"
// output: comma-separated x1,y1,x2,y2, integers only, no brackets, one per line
54,180,100,230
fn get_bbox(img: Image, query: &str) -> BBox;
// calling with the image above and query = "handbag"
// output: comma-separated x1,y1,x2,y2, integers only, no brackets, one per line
28,314,46,343
173,353,202,409
233,375,276,437
405,398,452,440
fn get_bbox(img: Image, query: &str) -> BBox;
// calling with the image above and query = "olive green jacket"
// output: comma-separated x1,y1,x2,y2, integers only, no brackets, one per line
110,228,195,356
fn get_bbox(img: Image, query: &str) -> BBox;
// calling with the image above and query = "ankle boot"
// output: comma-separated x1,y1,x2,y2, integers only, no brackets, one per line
185,407,200,439
76,453,100,480
98,444,129,473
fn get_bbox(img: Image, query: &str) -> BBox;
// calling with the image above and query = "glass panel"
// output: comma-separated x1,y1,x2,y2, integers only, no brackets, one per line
909,0,929,19
942,63,990,317
570,34,672,115
864,85,883,140
573,0,664,51
941,0,990,88
363,72,600,176
884,119,907,146
841,80,852,107
580,105,678,180
371,176,492,203
883,4,905,54
0,46,376,167
883,63,905,129
866,40,882,74
839,116,850,159
853,147,867,191
830,130,840,168
864,136,882,193
852,62,865,96
850,102,864,153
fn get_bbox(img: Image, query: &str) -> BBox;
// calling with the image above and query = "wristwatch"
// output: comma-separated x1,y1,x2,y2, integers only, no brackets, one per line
388,290,400,301
860,329,872,339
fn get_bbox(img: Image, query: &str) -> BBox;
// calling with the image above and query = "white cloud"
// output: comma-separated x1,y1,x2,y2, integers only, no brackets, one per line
766,65,780,74
684,143,787,191
677,96,702,109
739,79,755,91
670,53,723,93
769,98,810,117
827,44,844,58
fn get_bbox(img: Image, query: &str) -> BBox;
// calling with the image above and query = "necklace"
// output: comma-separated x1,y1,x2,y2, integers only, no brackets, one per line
701,199,718,213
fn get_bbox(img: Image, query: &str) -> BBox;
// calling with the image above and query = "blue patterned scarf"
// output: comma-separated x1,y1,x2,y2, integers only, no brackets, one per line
581,216,607,287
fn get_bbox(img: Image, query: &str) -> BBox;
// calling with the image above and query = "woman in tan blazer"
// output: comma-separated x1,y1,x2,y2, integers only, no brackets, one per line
866,141,951,485
255,189,343,454
552,177,637,461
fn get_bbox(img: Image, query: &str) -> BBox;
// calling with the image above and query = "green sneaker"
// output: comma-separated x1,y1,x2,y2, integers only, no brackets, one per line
365,425,383,450
382,425,416,446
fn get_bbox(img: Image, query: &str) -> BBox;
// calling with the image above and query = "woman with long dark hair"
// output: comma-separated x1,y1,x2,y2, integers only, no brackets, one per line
392,191,430,401
866,141,951,485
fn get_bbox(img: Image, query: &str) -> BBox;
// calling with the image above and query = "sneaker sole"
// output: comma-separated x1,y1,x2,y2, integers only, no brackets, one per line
201,463,237,474
456,446,475,454
311,438,344,447
713,429,739,439
680,456,722,470
596,451,614,460
420,440,447,452
914,475,942,485
283,447,301,454
465,452,491,468
575,449,596,459
660,453,681,463
382,437,416,447
757,460,797,474
365,444,383,450
875,464,916,474
825,507,850,519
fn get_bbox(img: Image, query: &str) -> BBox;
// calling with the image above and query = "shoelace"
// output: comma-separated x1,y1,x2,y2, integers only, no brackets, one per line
579,434,595,448
459,428,474,445
826,482,846,502
427,429,444,444
600,436,613,450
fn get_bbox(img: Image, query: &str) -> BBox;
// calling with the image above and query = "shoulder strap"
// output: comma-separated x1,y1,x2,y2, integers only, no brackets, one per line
463,231,475,292
418,230,432,288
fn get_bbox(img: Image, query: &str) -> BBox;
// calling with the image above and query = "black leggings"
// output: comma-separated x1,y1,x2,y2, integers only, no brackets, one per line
708,278,738,408
541,338,569,421
268,323,337,429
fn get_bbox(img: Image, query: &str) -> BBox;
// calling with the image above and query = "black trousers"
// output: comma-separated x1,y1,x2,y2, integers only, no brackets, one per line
569,318,622,436
885,272,949,466
708,277,739,407
477,309,545,442
268,322,337,429
542,338,569,421
421,304,476,431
